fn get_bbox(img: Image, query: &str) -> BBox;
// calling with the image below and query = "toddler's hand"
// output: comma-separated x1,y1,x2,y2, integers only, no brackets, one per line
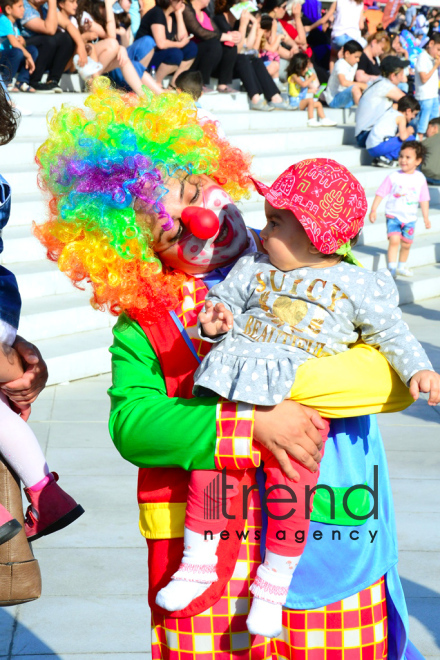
409,370,440,405
369,211,376,223
199,301,233,337
425,218,431,229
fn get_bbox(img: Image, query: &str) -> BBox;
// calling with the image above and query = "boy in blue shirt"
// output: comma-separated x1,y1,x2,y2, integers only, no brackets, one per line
0,0,37,91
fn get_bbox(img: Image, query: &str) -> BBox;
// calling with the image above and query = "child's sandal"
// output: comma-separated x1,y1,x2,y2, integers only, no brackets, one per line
16,82,36,93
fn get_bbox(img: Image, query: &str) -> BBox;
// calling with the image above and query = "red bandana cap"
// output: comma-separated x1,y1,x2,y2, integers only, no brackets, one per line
251,158,367,255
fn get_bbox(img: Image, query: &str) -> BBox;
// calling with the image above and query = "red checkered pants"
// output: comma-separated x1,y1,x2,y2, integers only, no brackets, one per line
151,490,388,660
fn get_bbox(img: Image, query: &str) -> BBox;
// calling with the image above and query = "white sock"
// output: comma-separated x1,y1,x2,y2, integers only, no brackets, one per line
397,262,406,269
388,261,397,271
155,527,221,611
0,393,49,488
247,550,300,638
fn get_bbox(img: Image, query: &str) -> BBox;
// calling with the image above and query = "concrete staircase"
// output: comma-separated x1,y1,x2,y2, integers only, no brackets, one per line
3,90,439,384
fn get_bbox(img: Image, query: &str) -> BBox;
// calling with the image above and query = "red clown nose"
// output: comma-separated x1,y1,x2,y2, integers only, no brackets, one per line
181,206,220,240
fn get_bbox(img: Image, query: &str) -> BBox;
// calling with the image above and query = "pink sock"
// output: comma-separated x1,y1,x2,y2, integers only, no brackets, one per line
29,473,54,492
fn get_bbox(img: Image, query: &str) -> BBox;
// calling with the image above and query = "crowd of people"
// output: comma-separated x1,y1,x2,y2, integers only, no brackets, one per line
0,0,438,118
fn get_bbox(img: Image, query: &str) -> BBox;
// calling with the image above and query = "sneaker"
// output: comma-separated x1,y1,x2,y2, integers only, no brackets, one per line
396,266,413,277
319,117,337,127
24,472,84,542
250,98,274,112
47,81,63,93
0,502,21,546
372,156,395,168
34,82,56,93
269,100,292,111
307,118,321,127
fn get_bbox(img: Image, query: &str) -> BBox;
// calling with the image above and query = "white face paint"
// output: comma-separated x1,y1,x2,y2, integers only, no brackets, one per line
170,186,249,271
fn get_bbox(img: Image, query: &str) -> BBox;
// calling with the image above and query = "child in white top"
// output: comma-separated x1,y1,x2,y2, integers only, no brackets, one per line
324,39,366,108
369,140,430,278
414,34,440,139
287,52,337,127
366,95,420,166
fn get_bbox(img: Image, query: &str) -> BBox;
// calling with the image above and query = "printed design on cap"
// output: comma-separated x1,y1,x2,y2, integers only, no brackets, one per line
255,158,367,255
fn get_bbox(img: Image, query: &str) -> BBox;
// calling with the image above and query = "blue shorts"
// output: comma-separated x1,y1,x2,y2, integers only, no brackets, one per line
329,86,355,108
108,36,155,90
386,216,416,243
331,33,352,50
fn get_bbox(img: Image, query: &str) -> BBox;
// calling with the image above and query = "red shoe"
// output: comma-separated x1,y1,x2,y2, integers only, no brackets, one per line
0,502,22,545
24,472,84,542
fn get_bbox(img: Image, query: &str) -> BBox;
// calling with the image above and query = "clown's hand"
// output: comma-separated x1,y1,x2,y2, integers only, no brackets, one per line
199,301,233,337
409,369,440,406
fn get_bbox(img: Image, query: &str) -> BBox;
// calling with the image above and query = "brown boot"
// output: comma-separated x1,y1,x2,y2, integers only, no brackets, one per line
24,472,84,542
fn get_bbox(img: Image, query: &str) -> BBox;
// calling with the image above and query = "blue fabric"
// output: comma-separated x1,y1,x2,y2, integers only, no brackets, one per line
129,0,141,37
302,0,321,25
386,217,416,242
329,85,355,108
368,135,414,161
0,175,21,329
331,33,353,50
150,40,197,69
426,177,440,185
108,35,155,90
0,44,38,84
20,0,47,38
356,130,370,148
417,97,440,136
0,14,17,51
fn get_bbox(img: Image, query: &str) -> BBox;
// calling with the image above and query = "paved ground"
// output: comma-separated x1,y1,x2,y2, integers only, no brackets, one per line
0,298,439,660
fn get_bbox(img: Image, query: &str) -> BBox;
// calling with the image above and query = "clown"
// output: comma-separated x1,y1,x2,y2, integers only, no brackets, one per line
35,78,422,660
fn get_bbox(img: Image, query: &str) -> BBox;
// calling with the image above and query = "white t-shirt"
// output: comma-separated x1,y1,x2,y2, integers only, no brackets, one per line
415,49,439,101
331,0,363,40
355,77,395,136
324,58,357,104
366,108,400,149
376,170,430,224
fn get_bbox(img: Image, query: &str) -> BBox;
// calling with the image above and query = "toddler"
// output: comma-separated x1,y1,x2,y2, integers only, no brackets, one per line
324,39,366,108
257,14,282,80
367,95,420,167
156,158,440,638
0,87,84,546
370,140,430,277
0,0,38,92
287,52,337,126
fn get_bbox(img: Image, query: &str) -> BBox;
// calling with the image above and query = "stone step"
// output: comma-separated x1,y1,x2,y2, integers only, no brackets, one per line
19,290,113,343
1,225,46,263
36,327,114,386
13,260,74,299
394,263,440,305
353,232,440,270
229,126,355,153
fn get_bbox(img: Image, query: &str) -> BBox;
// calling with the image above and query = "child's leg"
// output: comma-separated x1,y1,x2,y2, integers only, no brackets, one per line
247,420,330,638
156,469,240,611
386,219,402,272
396,222,415,276
0,392,84,541
299,98,314,119
0,392,49,488
315,100,325,119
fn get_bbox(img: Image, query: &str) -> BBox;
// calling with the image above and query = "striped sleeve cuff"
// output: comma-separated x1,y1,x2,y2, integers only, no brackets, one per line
214,399,261,470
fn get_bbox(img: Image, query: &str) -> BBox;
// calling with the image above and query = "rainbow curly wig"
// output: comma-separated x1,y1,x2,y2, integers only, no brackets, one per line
35,78,252,324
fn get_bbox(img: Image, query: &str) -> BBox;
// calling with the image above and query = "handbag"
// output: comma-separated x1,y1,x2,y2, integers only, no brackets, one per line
0,455,42,606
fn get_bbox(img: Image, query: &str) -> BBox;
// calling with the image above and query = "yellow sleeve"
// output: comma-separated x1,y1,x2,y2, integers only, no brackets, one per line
290,343,414,418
